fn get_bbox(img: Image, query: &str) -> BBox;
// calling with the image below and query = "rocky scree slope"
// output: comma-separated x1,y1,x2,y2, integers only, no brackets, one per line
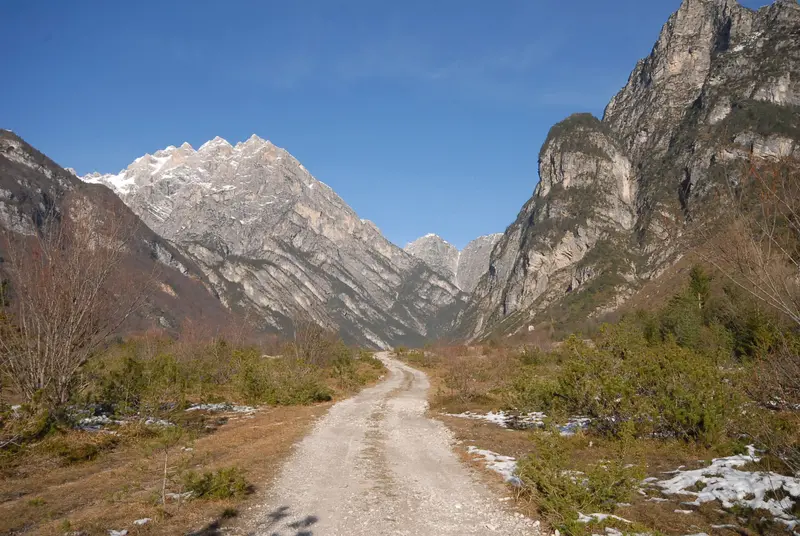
83,135,466,348
458,0,800,340
0,130,231,332
404,233,502,294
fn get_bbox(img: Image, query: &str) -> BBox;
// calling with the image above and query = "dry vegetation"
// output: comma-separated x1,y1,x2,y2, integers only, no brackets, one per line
0,211,385,534
400,160,800,535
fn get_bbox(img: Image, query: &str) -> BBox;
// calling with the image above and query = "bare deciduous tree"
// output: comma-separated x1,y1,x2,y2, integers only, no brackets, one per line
0,203,150,408
702,157,800,475
703,158,800,325
288,317,336,366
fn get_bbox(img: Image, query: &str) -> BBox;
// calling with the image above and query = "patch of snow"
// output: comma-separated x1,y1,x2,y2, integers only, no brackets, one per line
108,530,128,536
444,410,590,435
651,446,800,529
166,491,194,501
467,446,521,486
674,509,694,514
143,418,175,427
577,513,632,524
78,415,124,431
185,403,256,414
445,410,541,428
133,518,151,526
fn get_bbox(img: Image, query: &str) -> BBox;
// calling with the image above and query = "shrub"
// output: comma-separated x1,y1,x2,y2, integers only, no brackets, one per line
42,431,119,464
358,349,385,370
517,432,643,533
183,466,250,500
508,326,742,445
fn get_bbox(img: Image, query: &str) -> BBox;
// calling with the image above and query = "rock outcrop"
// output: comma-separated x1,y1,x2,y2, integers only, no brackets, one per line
83,135,466,348
458,0,800,340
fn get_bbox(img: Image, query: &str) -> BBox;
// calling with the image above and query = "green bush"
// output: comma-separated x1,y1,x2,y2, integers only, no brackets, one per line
233,354,332,406
507,325,741,445
517,433,643,533
183,466,250,500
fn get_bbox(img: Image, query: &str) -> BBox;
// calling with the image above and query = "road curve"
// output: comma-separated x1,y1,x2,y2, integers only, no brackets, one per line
247,352,536,536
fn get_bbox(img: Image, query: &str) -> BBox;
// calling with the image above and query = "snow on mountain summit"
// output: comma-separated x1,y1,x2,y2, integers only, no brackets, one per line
76,134,465,348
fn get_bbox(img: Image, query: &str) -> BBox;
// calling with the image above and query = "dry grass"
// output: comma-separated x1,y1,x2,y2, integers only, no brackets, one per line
417,345,790,535
440,411,789,535
0,404,329,535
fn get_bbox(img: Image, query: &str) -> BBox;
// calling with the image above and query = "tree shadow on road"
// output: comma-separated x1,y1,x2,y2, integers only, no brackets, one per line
246,505,320,536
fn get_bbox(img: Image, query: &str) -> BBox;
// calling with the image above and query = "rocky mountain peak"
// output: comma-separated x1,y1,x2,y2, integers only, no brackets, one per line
405,234,459,281
404,232,503,294
198,136,233,154
78,135,466,347
457,0,800,341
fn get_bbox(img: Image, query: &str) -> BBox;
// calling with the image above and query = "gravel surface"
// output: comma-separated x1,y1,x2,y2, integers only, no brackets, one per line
246,352,538,535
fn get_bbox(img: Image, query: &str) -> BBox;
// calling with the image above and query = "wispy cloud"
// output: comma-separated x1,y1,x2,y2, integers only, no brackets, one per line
150,28,606,110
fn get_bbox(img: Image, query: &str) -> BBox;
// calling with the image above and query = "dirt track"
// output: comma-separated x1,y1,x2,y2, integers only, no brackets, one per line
247,352,537,535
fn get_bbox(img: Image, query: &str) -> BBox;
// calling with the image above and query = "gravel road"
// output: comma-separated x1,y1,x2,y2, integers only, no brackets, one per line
247,352,537,535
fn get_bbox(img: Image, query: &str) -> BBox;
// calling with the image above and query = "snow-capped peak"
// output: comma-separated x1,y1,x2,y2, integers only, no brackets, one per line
180,142,194,151
198,136,232,152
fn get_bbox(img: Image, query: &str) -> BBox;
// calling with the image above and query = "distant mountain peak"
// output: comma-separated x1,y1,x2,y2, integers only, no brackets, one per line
198,136,232,152
76,134,465,347
404,232,501,293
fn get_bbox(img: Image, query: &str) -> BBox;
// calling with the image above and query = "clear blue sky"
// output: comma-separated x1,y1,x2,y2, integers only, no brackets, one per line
1,0,768,249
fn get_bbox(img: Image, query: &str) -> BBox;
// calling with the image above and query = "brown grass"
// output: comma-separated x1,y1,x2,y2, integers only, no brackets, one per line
417,345,787,535
0,404,330,535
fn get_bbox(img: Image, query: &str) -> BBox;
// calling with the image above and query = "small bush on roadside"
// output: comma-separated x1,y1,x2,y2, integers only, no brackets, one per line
183,466,250,500
516,432,643,534
42,431,119,464
358,349,385,370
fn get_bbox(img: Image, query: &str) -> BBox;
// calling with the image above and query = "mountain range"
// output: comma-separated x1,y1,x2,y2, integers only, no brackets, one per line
80,135,471,348
2,0,798,347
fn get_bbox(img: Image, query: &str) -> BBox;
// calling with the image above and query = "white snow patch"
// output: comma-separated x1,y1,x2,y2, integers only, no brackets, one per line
445,410,590,435
133,518,151,526
577,512,632,524
185,403,256,414
651,446,800,529
143,418,175,427
467,446,521,486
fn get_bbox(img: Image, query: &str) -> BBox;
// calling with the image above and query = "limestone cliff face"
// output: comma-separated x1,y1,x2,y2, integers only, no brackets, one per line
83,136,466,348
458,0,800,340
459,116,637,337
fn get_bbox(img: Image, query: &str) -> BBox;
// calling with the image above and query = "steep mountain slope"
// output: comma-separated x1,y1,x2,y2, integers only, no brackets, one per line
456,233,503,293
404,234,460,281
83,136,466,348
458,0,800,340
404,233,501,294
0,130,231,332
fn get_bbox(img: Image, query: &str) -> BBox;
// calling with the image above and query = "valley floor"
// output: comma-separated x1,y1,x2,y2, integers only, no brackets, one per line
0,404,330,535
239,352,536,536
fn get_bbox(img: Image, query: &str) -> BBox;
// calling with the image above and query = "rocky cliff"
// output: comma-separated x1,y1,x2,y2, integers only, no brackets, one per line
83,135,466,348
404,233,501,293
458,0,800,340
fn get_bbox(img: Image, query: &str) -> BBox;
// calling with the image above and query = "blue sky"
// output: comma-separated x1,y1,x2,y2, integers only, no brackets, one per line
1,0,769,249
